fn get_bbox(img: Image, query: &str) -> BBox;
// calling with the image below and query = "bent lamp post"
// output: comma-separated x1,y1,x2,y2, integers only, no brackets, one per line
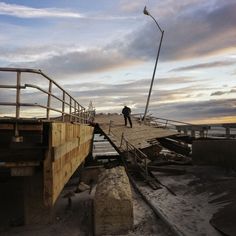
143,6,164,121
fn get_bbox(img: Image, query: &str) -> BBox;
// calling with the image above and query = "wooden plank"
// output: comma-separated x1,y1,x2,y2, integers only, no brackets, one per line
52,138,79,160
0,123,43,131
95,114,177,152
43,124,53,207
43,122,94,205
0,161,40,167
148,165,186,174
51,123,93,205
0,124,14,130
11,167,35,176
18,124,43,131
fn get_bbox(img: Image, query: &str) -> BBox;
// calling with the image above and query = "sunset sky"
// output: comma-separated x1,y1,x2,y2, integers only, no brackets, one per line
0,0,236,123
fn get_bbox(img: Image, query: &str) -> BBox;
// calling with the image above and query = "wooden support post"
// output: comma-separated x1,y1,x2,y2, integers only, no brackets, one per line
24,172,53,224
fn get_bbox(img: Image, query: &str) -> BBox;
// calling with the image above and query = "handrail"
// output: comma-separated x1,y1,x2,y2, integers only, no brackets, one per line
132,113,192,128
132,113,236,139
0,67,93,124
120,133,148,179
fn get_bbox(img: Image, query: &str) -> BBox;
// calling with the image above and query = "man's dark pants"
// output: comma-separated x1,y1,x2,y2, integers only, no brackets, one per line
124,115,132,128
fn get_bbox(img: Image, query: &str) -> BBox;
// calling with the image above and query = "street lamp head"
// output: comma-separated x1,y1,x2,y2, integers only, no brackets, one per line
143,6,150,16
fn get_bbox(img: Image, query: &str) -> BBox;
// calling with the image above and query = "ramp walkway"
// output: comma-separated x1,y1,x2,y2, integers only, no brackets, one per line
95,114,177,151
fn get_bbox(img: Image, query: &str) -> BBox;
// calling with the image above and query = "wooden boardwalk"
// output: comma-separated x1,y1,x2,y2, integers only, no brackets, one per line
95,114,177,150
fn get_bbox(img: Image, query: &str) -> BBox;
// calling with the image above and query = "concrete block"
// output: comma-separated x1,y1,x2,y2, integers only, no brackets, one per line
94,166,133,235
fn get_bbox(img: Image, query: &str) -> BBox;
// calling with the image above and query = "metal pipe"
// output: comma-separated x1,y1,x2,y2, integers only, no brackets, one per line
46,81,52,120
62,91,65,121
16,71,21,120
69,97,72,122
0,67,89,123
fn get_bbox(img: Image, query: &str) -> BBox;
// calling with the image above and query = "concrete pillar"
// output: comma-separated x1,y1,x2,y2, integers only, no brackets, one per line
225,127,230,139
199,130,204,138
184,128,188,135
94,166,133,235
191,130,195,138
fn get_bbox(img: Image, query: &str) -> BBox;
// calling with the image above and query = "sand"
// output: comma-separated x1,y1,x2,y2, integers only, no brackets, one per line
1,183,173,236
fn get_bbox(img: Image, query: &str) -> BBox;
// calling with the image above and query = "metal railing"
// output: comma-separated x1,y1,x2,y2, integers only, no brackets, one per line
0,67,92,123
132,113,236,139
120,132,148,179
132,113,191,129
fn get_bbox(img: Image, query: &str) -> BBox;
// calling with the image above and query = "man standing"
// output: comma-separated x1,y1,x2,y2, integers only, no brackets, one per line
122,106,132,128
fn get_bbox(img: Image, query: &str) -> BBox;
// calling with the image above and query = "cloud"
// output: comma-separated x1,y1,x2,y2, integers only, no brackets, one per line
0,2,140,21
1,70,235,123
123,1,236,61
0,2,84,18
170,60,236,72
154,98,236,122
211,88,236,96
211,91,226,96
60,78,209,113
9,46,143,79
119,1,143,13
40,49,137,75
3,1,236,79
0,44,79,63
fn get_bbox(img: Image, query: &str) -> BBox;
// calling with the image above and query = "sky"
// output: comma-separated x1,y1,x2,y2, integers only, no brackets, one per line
0,0,236,124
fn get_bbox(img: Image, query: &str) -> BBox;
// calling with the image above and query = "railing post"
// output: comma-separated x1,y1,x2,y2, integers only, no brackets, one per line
73,100,76,122
199,129,204,138
13,71,22,141
165,120,168,128
82,108,85,124
78,106,81,123
84,109,87,124
62,91,65,122
46,80,52,120
191,129,195,138
108,120,112,135
126,141,129,159
69,97,72,122
15,71,21,120
74,103,78,123
134,148,137,164
120,132,124,148
145,157,148,180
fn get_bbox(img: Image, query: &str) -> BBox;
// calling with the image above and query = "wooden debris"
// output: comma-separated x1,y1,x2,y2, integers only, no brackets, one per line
148,165,186,175
76,181,90,193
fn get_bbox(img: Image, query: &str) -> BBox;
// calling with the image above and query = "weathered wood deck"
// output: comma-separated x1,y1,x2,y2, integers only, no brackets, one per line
95,114,177,150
